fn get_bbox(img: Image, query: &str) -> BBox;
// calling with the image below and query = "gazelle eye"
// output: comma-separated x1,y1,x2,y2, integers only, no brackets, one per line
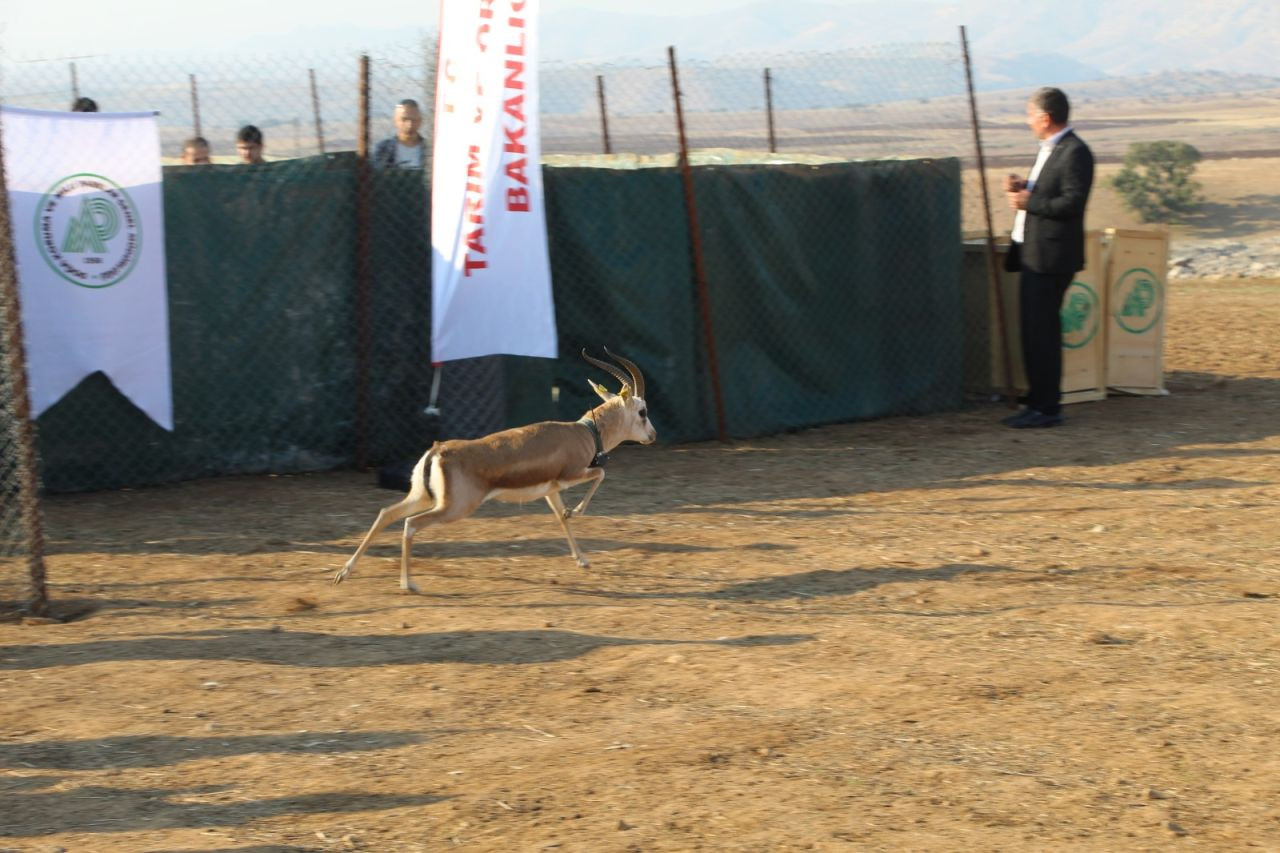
638,408,647,419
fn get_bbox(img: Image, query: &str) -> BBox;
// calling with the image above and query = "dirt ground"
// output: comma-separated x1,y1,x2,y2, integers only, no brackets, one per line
2,276,1279,852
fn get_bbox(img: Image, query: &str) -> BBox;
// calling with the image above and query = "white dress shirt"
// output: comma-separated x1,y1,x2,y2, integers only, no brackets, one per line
1011,125,1073,244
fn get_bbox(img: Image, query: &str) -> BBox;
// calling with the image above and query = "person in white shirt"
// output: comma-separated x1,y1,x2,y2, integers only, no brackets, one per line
372,99,426,170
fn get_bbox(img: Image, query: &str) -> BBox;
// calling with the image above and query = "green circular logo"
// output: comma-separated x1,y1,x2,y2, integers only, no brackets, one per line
1113,267,1163,334
1060,280,1100,349
34,173,142,289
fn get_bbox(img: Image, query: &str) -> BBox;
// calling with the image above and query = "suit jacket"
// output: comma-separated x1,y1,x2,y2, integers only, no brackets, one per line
1007,130,1095,275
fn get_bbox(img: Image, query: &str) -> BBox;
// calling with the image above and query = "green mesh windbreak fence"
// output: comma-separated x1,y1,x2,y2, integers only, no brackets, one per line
21,154,962,493
696,159,964,434
36,154,359,492
523,166,718,442
516,159,965,440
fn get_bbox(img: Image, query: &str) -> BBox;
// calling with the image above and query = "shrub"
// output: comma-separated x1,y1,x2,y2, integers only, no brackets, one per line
1110,141,1204,223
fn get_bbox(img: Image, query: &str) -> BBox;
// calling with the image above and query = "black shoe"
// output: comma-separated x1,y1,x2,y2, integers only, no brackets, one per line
1001,406,1035,426
1004,408,1065,429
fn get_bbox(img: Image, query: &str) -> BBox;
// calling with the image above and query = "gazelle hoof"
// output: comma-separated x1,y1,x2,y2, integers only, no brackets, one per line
576,557,591,569
332,569,349,585
399,582,421,595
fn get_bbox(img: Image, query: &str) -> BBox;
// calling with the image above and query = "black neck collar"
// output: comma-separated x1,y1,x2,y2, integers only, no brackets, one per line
577,414,608,468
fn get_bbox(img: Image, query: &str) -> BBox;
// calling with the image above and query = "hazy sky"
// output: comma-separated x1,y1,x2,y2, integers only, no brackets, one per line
5,0,946,59
6,1,718,57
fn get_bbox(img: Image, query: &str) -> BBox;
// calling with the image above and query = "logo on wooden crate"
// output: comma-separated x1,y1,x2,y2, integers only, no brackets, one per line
1113,267,1163,334
1060,280,1100,349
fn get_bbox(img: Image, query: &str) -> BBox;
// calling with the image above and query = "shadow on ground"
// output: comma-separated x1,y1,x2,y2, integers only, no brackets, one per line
0,786,448,837
0,629,812,670
0,730,433,771
561,563,1015,603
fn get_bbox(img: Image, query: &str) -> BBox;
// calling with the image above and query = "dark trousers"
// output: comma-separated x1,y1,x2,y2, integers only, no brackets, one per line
1019,269,1074,416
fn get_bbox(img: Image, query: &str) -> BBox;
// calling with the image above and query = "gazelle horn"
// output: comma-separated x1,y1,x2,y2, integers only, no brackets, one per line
582,348,633,394
604,347,645,399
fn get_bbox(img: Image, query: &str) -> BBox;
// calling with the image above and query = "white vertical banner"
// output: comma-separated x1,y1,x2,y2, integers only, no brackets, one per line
2,107,173,430
431,0,557,362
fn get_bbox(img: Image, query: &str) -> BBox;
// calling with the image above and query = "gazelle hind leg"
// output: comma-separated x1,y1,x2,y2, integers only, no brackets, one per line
546,491,590,568
334,492,435,585
334,451,435,585
399,493,482,593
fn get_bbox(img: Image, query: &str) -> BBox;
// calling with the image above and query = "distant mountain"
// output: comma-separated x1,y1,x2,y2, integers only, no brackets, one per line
541,0,1280,82
55,1,1278,87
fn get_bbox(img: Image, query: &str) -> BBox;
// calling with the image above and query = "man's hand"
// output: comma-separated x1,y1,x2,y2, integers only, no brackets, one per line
1002,173,1025,193
1007,189,1031,211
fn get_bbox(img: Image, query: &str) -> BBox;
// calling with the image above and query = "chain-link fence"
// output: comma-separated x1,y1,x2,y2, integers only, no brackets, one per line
6,40,971,161
540,43,971,160
1,35,984,614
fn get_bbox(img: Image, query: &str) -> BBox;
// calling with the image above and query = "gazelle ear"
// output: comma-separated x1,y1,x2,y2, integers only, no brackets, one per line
588,379,615,401
618,386,631,400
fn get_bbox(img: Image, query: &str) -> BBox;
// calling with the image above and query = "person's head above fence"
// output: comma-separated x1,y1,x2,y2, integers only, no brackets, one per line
182,136,212,165
372,100,426,169
1026,87,1070,140
236,124,265,164
394,99,423,145
71,96,98,113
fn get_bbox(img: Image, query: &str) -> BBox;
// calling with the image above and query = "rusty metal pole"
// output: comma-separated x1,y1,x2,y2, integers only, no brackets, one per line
189,74,202,138
309,68,326,154
960,25,1017,405
354,54,374,467
668,46,729,442
764,67,777,153
595,75,612,155
422,33,438,170
0,126,49,617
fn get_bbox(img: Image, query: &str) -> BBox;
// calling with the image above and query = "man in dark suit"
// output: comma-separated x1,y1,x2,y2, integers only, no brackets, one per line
1002,87,1094,428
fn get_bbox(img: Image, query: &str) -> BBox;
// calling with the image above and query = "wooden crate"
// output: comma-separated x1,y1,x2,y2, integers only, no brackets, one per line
961,232,1107,404
1104,228,1169,395
1060,231,1108,404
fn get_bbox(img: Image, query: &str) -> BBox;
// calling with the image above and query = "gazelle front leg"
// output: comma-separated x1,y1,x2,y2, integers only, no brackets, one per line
566,468,605,518
546,491,591,568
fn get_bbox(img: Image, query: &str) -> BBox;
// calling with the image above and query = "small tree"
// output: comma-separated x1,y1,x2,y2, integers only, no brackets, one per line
1110,141,1204,223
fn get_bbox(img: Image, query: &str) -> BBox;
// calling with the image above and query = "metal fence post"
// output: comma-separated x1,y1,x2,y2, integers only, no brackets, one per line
309,68,326,154
960,25,1017,404
355,53,374,467
0,125,49,617
189,73,202,138
764,67,777,153
596,75,612,155
668,45,729,443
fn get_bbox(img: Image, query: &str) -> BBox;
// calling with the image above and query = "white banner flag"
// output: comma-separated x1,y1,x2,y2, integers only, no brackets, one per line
431,0,557,362
2,106,173,430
